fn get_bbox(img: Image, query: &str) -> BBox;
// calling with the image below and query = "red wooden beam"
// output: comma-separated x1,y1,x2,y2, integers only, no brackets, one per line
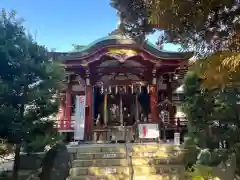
93,67,147,74
96,80,151,86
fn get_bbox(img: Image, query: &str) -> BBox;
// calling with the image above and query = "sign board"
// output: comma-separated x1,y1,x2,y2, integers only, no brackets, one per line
74,95,86,140
103,153,117,158
174,132,180,145
138,124,160,139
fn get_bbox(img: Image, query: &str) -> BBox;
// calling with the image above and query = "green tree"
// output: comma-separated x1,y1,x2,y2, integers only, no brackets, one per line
183,71,240,177
111,0,240,87
111,0,239,51
0,10,64,180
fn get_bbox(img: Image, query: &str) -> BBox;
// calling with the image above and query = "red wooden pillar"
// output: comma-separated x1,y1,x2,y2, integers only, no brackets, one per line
150,85,159,122
167,73,174,125
58,95,65,131
85,73,92,140
150,70,160,123
65,83,72,130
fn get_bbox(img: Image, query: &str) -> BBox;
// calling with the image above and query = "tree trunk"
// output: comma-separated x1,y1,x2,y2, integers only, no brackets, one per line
11,143,21,180
12,90,26,180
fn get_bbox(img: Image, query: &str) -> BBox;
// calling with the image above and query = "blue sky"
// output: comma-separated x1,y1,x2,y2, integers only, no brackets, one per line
1,0,179,52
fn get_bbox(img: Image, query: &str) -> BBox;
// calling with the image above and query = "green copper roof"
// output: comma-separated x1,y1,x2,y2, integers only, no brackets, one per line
75,35,169,53
58,35,193,60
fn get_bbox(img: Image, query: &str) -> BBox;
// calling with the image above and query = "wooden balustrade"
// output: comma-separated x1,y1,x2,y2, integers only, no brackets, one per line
54,117,188,130
54,117,187,143
92,126,135,143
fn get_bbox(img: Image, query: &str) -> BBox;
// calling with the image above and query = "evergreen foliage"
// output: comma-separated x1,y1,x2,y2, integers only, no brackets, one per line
0,9,64,180
183,71,240,176
111,0,240,87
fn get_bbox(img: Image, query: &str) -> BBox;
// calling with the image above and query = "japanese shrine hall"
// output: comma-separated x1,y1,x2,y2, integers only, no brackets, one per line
53,35,192,143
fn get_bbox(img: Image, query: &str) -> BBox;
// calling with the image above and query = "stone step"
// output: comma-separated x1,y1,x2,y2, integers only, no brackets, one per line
74,152,126,160
133,175,180,180
67,175,180,180
70,166,130,176
131,153,185,165
69,165,183,176
72,159,128,167
68,145,126,154
72,158,183,168
131,158,183,166
68,144,184,154
131,144,182,153
131,150,184,157
132,165,183,175
67,174,130,180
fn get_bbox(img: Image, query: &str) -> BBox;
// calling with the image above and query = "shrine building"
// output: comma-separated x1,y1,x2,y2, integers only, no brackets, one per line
53,34,192,143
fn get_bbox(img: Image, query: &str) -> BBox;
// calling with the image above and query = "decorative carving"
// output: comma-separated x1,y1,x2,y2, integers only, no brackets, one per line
106,48,138,63
85,68,91,86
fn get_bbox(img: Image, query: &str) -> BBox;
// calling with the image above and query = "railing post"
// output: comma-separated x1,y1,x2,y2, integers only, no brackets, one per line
134,121,139,143
124,122,127,142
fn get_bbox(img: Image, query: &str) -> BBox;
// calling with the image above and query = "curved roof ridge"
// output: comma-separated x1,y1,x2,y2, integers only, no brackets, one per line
56,35,193,60
75,35,124,53
78,35,178,54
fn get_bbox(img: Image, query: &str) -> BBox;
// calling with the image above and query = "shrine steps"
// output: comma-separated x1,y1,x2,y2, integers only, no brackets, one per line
67,143,186,180
67,175,179,180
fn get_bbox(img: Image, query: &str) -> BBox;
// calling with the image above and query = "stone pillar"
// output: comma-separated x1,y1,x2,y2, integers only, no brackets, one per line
150,69,159,123
85,70,92,140
65,76,72,130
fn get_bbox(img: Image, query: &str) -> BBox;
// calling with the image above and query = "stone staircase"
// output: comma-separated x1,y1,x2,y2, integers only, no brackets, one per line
67,143,186,180
130,144,185,180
